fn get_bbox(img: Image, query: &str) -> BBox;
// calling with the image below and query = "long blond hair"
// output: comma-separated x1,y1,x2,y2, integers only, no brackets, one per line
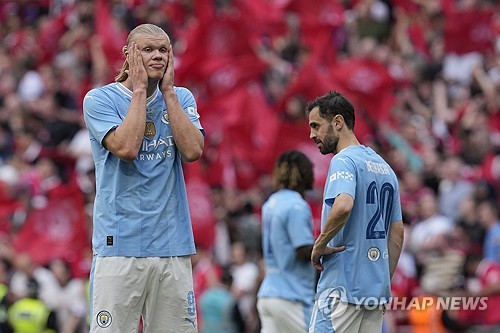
115,24,170,82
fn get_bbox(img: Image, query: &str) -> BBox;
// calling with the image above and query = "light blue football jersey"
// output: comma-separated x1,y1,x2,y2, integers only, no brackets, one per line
83,83,202,257
317,145,402,305
258,189,315,306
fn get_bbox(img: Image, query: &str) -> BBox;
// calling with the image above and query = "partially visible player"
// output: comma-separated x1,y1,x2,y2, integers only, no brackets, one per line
257,150,316,333
83,23,204,332
307,91,404,333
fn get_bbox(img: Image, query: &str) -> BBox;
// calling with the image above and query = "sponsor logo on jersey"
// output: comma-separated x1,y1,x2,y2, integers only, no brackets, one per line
329,171,354,183
186,106,198,117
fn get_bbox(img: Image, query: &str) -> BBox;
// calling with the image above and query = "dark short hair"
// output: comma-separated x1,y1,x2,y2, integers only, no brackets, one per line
273,150,314,194
306,91,355,130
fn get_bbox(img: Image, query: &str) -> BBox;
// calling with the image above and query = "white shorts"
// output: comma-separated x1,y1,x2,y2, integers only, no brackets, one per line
309,292,383,333
90,256,197,333
257,297,312,333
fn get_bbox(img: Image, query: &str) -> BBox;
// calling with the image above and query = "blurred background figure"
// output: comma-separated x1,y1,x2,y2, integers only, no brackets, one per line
257,150,315,333
0,0,499,331
437,155,475,223
199,267,244,333
477,200,500,263
9,253,58,310
230,241,259,333
48,258,88,333
6,278,58,333
463,253,500,329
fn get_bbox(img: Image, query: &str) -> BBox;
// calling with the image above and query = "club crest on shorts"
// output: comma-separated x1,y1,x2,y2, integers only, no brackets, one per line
368,247,380,261
96,310,112,328
144,121,156,139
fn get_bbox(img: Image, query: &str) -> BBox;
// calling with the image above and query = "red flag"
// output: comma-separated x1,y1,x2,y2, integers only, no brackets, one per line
233,0,287,36
287,0,344,50
411,25,430,60
391,0,420,14
286,0,344,29
214,84,281,189
292,57,393,143
273,119,311,159
12,182,90,266
176,15,257,82
330,57,396,122
202,55,268,96
94,0,128,80
279,50,335,109
444,9,495,55
193,0,216,24
185,163,216,250
37,7,70,65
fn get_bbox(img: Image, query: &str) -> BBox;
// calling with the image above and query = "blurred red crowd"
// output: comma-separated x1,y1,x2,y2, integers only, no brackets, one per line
0,0,499,332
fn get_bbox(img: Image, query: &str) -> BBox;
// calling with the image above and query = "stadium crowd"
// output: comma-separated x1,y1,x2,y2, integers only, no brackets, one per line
0,0,499,332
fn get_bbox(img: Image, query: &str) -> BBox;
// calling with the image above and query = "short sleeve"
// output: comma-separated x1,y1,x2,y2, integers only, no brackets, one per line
324,155,356,206
175,87,203,131
286,201,314,249
83,89,121,144
390,182,403,223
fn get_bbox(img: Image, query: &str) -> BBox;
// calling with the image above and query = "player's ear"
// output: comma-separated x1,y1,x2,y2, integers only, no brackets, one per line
333,114,344,130
123,45,128,55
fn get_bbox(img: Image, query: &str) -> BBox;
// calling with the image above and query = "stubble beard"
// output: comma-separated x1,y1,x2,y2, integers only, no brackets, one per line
320,125,339,155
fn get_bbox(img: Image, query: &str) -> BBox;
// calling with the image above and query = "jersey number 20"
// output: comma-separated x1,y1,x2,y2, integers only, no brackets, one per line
366,181,395,239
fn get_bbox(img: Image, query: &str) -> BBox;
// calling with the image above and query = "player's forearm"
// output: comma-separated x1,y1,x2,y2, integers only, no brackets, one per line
316,213,349,247
316,196,352,247
316,205,351,246
163,90,204,162
105,88,147,160
388,221,404,280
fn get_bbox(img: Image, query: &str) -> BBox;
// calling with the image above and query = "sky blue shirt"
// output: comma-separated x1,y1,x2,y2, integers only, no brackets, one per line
83,83,202,257
484,223,500,263
317,145,402,305
258,189,315,306
200,287,240,333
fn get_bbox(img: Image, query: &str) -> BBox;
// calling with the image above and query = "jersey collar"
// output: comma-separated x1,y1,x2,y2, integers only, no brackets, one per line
116,82,159,106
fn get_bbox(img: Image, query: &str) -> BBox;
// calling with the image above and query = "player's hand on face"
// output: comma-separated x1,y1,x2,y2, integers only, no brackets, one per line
125,42,148,91
160,45,174,92
311,242,346,271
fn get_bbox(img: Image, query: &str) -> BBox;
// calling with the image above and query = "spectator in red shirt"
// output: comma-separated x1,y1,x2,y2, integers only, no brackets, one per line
463,253,500,327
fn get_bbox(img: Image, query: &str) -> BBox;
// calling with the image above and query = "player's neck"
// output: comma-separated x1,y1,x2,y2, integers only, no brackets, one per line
121,79,158,98
336,133,360,154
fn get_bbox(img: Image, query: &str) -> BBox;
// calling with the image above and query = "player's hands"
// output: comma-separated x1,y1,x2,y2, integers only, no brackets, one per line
311,241,346,271
160,45,174,93
125,42,148,91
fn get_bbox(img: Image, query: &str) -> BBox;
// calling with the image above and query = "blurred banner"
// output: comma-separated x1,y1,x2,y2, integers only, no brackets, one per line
12,181,90,267
444,8,495,55
95,0,128,79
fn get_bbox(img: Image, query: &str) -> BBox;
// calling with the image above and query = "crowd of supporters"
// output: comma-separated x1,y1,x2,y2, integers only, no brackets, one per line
0,0,499,332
